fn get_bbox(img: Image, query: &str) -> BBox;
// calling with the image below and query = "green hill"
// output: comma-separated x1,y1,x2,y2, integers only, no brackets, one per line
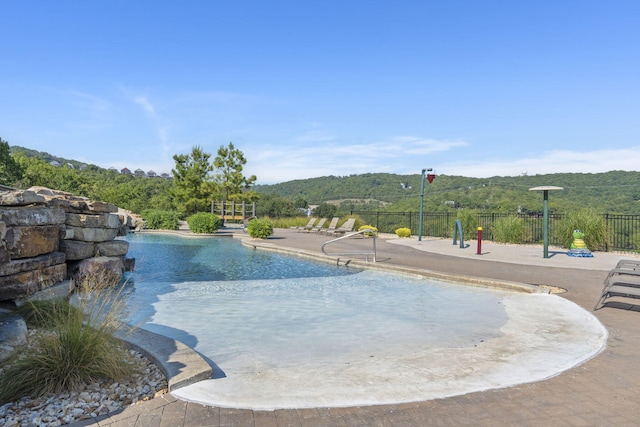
254,171,640,214
8,144,640,215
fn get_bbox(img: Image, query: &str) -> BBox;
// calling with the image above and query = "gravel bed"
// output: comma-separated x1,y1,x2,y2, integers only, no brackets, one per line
0,331,168,427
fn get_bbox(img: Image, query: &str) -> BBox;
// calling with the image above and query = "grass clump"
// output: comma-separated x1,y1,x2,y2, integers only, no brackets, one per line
491,215,528,244
456,210,480,238
0,271,136,403
556,209,608,250
15,299,81,329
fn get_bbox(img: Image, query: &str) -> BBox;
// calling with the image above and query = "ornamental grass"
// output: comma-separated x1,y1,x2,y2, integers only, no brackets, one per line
0,270,137,403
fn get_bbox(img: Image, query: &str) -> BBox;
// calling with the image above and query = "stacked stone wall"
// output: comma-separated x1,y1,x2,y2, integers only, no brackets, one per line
0,187,133,304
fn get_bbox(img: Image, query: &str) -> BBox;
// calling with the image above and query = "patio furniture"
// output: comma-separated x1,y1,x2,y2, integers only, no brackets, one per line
594,260,640,310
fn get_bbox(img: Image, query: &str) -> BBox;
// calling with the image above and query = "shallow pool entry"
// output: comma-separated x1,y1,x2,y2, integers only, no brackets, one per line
123,234,607,410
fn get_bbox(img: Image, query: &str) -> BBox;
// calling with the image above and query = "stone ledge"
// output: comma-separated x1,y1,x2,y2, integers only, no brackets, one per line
115,327,213,392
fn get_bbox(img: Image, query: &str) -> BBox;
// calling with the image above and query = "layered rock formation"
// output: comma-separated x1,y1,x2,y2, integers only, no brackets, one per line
0,187,134,304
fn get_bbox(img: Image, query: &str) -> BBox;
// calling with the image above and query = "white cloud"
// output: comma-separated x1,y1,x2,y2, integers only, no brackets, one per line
134,96,155,115
439,147,640,177
247,136,472,183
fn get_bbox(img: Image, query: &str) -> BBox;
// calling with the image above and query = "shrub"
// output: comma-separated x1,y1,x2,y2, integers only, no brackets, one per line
556,209,608,250
395,227,411,238
247,218,274,239
141,209,181,230
457,210,480,237
0,275,136,403
358,225,378,236
491,216,528,244
187,212,222,233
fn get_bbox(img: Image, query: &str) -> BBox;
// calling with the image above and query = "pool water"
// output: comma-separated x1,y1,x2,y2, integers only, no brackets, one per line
125,233,359,282
122,233,607,410
124,234,508,361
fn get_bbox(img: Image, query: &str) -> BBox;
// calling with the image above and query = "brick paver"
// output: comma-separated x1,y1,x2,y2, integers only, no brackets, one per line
78,229,640,426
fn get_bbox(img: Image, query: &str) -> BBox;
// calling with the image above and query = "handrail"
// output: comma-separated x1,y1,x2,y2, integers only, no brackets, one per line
321,228,377,262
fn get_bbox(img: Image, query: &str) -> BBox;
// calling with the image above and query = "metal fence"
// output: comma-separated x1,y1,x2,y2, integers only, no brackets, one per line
350,211,640,253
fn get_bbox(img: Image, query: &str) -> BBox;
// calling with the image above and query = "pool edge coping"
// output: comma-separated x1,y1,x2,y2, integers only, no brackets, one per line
240,236,549,295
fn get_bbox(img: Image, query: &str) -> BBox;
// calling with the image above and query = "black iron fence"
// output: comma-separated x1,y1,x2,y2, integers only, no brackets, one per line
350,211,640,253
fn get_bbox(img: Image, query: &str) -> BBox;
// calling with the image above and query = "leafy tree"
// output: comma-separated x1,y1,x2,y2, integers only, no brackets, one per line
97,175,174,214
256,194,300,217
213,142,257,201
293,197,308,209
314,203,337,218
14,154,85,193
171,146,217,215
0,138,22,185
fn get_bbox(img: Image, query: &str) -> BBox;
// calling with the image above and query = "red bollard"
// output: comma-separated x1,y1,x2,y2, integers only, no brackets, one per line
477,227,483,255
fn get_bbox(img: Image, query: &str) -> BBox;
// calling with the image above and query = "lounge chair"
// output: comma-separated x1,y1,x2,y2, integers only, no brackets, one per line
309,218,327,233
328,218,356,236
594,260,640,310
291,217,317,232
320,217,340,235
603,259,640,284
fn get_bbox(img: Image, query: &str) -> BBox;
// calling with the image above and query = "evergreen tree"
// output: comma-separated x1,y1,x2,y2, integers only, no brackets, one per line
213,142,257,201
171,146,217,215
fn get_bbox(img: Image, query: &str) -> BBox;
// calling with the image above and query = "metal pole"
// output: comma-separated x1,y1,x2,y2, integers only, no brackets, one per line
418,169,426,241
543,190,549,258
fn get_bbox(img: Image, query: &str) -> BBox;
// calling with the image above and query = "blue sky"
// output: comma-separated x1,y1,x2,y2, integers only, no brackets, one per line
1,1,639,184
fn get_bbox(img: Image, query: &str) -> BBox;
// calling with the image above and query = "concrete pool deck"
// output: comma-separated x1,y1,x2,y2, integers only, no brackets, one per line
78,229,640,426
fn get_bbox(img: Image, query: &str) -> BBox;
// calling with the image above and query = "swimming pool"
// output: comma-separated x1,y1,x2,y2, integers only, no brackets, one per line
123,233,607,410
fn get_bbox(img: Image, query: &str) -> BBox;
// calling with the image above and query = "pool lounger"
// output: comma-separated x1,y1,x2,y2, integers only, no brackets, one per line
594,260,640,310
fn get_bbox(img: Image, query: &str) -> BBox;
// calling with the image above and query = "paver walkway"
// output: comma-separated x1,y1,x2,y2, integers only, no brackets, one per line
77,229,640,426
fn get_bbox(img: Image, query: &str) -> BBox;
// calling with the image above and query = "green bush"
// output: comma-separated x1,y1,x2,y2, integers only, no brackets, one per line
0,275,135,402
141,209,181,230
395,227,411,238
187,212,222,233
491,216,528,244
247,218,274,239
556,209,608,250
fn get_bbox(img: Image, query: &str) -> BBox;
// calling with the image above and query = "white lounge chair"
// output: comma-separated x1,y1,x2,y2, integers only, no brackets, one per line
291,217,317,232
320,217,340,235
309,218,327,233
328,218,356,236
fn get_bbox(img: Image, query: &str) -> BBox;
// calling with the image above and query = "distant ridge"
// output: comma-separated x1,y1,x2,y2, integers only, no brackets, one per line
8,145,640,214
254,170,640,214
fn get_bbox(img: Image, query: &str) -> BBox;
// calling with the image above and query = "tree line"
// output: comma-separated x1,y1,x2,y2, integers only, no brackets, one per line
0,138,256,217
255,171,640,215
2,136,640,218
